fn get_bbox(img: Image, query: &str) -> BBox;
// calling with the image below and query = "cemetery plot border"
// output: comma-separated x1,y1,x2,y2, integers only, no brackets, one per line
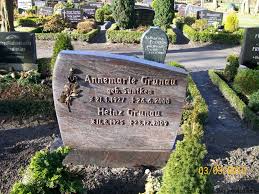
35,28,100,41
209,70,259,130
183,24,244,45
106,24,177,44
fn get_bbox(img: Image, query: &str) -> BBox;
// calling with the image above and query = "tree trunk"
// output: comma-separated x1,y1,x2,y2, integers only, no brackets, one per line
0,0,14,32
255,0,259,14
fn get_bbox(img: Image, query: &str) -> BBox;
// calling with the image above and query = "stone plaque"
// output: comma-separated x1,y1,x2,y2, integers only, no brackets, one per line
87,2,103,8
63,8,83,24
53,51,188,167
177,4,187,16
81,6,97,18
185,4,206,17
18,0,32,10
141,27,169,63
38,6,54,16
34,0,46,8
240,28,259,68
135,6,155,26
197,10,223,25
0,32,37,71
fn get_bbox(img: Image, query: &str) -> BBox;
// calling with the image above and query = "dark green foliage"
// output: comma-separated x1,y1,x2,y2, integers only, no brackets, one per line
233,69,259,96
106,24,143,43
10,147,84,194
37,58,52,76
107,24,176,44
209,70,259,130
153,0,174,30
224,54,239,82
111,0,135,29
102,4,113,15
249,90,259,112
51,33,73,70
17,17,47,27
183,24,244,44
159,76,212,194
184,16,195,25
95,8,105,23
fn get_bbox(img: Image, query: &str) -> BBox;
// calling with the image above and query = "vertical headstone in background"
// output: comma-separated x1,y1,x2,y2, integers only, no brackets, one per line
53,51,188,167
63,8,83,24
135,6,155,26
240,28,259,68
184,4,207,17
197,10,223,25
177,4,187,16
34,0,46,8
38,6,54,16
0,32,37,71
18,0,33,10
141,26,169,63
81,5,97,19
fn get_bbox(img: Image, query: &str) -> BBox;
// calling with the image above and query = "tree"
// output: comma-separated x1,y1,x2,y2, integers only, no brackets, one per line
111,0,135,29
153,0,174,30
0,0,14,32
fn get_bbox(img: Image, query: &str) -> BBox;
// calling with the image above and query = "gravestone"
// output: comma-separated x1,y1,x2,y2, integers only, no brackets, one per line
34,0,46,8
53,51,188,167
184,4,207,17
18,0,33,10
87,2,103,8
39,6,54,16
81,5,97,18
177,4,187,16
135,6,155,26
197,10,223,25
239,28,259,68
63,8,83,24
0,32,37,71
141,27,169,63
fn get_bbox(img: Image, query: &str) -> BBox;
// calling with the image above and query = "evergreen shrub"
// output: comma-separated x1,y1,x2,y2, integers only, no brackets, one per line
249,90,259,112
224,54,239,82
51,33,73,70
224,11,239,33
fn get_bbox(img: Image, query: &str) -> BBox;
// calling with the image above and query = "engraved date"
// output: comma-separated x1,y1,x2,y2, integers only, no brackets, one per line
132,97,171,104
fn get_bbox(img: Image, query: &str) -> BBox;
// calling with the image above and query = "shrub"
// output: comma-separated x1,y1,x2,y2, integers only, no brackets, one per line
233,69,259,96
10,147,84,194
166,28,177,44
191,19,208,32
111,0,135,29
249,90,259,112
77,20,97,34
224,11,239,33
54,1,65,14
43,15,65,33
153,0,174,30
95,8,105,23
224,54,239,82
17,17,36,27
184,16,195,25
173,16,184,29
159,77,211,194
209,70,259,130
37,58,52,77
106,27,143,43
104,14,114,22
102,4,112,15
51,33,73,70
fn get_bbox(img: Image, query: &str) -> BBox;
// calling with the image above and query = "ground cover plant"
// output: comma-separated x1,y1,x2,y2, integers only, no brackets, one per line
10,147,84,194
209,55,259,130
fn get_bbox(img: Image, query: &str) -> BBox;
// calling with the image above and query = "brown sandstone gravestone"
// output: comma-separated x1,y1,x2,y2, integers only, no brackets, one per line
53,51,188,167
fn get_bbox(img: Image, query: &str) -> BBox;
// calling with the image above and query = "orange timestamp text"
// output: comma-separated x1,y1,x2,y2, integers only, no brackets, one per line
198,165,247,175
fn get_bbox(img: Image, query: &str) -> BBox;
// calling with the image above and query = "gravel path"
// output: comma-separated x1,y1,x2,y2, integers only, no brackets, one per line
192,71,259,194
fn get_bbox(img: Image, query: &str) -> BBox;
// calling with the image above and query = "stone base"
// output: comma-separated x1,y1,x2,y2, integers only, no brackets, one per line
63,149,171,168
0,63,38,71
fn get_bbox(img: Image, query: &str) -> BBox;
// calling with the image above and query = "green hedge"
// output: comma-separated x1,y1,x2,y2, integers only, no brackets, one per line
106,24,177,44
159,76,212,194
209,70,259,130
35,28,100,41
183,24,244,44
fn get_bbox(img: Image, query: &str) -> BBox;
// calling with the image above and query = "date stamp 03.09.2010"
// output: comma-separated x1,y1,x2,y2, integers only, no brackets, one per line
198,165,247,176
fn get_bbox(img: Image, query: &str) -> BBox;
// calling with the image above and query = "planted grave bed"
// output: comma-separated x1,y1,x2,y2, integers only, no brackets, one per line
208,57,259,130
106,24,177,44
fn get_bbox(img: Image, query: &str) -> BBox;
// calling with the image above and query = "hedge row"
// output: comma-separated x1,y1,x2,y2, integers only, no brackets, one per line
183,24,244,45
209,70,259,130
106,24,177,44
35,28,100,41
159,76,212,194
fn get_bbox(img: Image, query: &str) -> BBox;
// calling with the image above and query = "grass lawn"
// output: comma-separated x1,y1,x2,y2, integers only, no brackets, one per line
238,14,259,28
